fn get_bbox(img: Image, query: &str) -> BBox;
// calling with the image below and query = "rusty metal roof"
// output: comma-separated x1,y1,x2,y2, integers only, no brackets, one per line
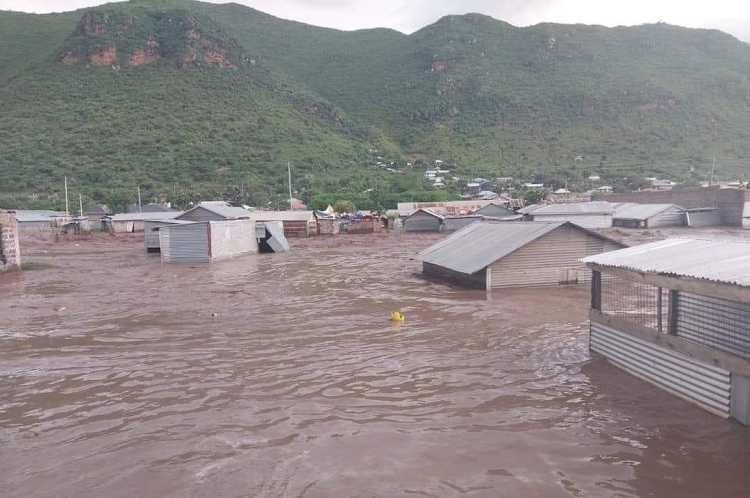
582,238,750,288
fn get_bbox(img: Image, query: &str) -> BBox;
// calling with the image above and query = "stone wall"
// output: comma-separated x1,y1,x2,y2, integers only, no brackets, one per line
602,187,748,226
0,210,22,273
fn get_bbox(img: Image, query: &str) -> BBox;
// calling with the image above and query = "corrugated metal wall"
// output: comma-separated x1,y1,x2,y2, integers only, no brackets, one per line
144,221,174,250
487,225,615,289
591,321,731,418
160,223,209,263
209,220,258,261
686,210,722,228
647,207,686,228
179,207,224,222
676,292,750,360
404,211,442,232
532,214,613,228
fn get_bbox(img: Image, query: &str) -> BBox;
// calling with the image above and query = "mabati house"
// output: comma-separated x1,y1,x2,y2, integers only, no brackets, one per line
527,202,614,228
583,238,750,425
612,204,685,228
419,222,624,290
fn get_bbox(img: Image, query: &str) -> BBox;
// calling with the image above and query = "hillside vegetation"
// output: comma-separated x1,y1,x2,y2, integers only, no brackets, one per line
1,0,749,210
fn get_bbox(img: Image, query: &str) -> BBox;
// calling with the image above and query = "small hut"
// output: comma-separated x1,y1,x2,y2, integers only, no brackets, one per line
159,219,259,263
419,221,624,289
612,204,685,228
403,208,445,232
584,238,750,425
527,202,614,228
686,207,722,228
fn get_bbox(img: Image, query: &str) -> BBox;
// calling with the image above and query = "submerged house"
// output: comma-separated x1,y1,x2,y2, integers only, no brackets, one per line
419,221,624,290
104,211,182,233
612,204,685,228
251,211,318,238
403,208,445,232
583,238,750,425
14,210,69,232
473,203,516,217
159,219,259,263
177,203,254,222
527,202,614,228
685,207,722,228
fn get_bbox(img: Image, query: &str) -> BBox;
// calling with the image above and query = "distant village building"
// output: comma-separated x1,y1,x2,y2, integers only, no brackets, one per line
85,204,111,223
178,203,253,222
588,175,601,182
105,211,183,233
403,208,445,232
466,182,481,194
13,210,69,232
527,202,614,228
0,210,21,273
419,222,624,289
127,203,171,214
612,204,686,228
596,186,613,193
473,203,516,218
584,238,750,425
523,183,545,190
651,179,674,191
553,188,571,196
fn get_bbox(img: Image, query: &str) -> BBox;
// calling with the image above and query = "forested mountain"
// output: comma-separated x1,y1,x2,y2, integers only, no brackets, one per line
1,0,749,209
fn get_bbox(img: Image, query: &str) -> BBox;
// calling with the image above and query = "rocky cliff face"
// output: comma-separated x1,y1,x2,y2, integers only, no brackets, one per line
58,9,242,69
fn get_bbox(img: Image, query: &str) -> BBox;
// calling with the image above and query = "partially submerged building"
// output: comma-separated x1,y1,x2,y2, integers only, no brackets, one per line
686,207,722,228
159,219,259,263
583,238,750,425
105,211,183,233
403,208,445,232
473,203,516,218
526,202,614,228
251,211,318,238
14,210,69,232
419,221,624,289
612,204,685,228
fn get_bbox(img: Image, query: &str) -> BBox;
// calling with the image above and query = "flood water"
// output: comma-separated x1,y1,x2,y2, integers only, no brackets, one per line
1,234,749,497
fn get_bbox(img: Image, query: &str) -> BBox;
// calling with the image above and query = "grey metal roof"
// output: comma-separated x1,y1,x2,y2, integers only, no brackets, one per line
531,202,614,215
419,221,616,275
110,211,183,221
251,210,315,222
183,204,254,219
407,208,445,220
14,210,66,222
517,204,540,214
582,238,750,288
613,203,684,220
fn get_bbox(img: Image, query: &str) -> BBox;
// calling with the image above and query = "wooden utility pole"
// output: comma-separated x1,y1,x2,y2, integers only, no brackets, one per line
64,177,69,215
137,186,142,213
288,162,293,210
710,157,716,186
78,193,83,217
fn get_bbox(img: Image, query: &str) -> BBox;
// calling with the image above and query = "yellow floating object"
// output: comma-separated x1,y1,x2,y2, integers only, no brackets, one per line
391,311,405,322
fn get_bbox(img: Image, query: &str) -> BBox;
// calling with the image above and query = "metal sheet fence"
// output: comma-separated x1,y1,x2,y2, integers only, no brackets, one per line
601,274,669,331
676,292,750,360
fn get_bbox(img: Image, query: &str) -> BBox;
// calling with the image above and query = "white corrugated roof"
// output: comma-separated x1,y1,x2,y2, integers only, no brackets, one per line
613,203,684,220
582,238,750,288
532,202,613,215
419,221,619,275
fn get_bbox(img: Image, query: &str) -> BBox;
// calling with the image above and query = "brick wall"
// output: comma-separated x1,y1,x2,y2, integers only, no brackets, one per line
0,210,22,273
602,187,748,226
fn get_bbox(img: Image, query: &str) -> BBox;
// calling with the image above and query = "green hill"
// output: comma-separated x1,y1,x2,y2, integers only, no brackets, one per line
1,0,749,210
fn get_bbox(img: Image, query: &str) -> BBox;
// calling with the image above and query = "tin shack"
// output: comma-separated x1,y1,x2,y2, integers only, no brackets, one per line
419,221,624,290
583,238,750,425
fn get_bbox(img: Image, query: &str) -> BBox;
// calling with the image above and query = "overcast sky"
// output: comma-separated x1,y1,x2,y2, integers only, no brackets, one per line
3,0,750,42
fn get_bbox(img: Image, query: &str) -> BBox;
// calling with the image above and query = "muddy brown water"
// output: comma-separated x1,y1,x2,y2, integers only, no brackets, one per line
1,234,749,497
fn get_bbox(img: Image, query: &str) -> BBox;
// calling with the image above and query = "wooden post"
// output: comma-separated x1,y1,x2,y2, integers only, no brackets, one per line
657,287,663,333
667,289,679,335
486,267,492,292
591,270,601,311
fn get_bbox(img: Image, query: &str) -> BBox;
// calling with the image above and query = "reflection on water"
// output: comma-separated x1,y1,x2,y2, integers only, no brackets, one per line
1,237,749,498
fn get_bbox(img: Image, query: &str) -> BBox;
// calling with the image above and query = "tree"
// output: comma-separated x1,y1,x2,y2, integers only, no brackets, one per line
522,189,547,204
333,200,356,213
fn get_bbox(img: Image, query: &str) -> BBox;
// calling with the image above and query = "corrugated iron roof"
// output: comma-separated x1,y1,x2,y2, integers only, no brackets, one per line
419,221,617,275
407,208,445,220
582,238,750,288
191,204,255,219
531,202,613,215
613,203,683,220
110,211,183,221
251,210,315,222
14,210,67,222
